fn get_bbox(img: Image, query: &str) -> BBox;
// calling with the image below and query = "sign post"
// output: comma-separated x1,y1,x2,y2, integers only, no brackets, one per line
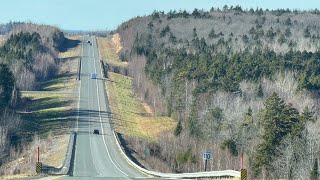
203,151,211,171
36,147,42,174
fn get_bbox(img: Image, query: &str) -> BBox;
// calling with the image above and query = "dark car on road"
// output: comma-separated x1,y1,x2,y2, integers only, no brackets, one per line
93,129,99,134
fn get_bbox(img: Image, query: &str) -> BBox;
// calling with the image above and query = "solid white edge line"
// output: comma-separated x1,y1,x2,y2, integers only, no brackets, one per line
74,36,84,174
92,36,129,177
92,36,241,179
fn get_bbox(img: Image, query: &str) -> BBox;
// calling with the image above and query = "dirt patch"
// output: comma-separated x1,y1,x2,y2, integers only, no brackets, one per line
0,35,7,46
141,102,153,116
111,33,122,54
97,36,127,68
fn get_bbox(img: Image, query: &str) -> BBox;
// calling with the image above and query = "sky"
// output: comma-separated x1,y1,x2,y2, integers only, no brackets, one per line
1,0,319,31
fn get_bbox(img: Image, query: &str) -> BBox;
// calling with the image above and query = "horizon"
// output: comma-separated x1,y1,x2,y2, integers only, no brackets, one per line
1,0,320,31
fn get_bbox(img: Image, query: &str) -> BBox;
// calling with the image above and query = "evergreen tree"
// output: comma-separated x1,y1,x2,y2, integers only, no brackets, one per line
304,27,311,38
253,93,286,175
193,27,197,38
174,120,183,136
257,84,264,98
285,28,292,37
311,158,319,180
0,63,15,110
302,106,315,122
208,29,216,39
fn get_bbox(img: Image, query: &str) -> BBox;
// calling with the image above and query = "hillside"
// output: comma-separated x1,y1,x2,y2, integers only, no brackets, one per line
115,7,320,179
0,23,79,176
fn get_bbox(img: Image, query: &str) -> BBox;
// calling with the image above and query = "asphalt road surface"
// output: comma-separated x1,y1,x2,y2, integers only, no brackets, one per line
58,36,150,180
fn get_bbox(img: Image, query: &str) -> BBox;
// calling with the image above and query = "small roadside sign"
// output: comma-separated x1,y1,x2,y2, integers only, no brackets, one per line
36,162,42,173
203,151,211,160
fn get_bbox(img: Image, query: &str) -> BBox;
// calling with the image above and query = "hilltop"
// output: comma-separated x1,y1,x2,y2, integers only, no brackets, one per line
112,7,320,179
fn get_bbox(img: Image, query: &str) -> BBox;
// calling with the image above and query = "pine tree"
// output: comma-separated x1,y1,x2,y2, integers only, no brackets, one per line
0,63,15,110
174,120,183,136
257,84,264,98
311,158,319,180
193,27,197,38
302,106,315,122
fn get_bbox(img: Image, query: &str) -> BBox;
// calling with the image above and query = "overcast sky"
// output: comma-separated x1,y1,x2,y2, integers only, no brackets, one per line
1,0,319,30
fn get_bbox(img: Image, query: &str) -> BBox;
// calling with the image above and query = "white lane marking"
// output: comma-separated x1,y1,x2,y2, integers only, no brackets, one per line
92,36,129,177
87,40,102,176
76,36,84,132
74,36,84,174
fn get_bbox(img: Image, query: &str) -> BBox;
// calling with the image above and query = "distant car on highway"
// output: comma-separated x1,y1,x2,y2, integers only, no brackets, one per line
91,72,97,79
93,129,99,134
90,43,92,45
87,40,90,43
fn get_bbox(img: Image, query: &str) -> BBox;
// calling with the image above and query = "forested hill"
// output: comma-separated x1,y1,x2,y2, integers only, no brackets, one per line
115,7,320,179
0,23,65,166
0,23,65,90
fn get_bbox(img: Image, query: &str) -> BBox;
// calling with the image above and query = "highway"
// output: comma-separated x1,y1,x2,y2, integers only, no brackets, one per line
40,35,241,180
59,35,147,179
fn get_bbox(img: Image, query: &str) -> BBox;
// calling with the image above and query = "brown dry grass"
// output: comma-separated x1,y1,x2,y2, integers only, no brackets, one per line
0,35,6,46
100,33,176,141
41,134,69,167
97,34,128,68
58,36,81,59
0,134,69,179
107,72,176,141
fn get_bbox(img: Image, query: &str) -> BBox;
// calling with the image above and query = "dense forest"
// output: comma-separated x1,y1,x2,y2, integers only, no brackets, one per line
0,23,65,166
116,6,320,179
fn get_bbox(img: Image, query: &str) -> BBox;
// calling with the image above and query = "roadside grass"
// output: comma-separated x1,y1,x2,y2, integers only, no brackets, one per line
2,36,81,175
41,75,76,92
97,34,176,140
107,72,176,141
18,36,81,138
97,35,128,68
58,35,81,59
19,90,74,138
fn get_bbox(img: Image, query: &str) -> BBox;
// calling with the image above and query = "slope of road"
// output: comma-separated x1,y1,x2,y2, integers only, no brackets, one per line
59,36,147,179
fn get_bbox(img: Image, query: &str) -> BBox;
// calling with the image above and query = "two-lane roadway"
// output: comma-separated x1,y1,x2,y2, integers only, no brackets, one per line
60,35,147,179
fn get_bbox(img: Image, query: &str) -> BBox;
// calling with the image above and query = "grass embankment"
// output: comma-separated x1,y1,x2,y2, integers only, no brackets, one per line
97,34,128,68
19,36,81,137
98,34,176,141
0,36,81,178
107,72,176,141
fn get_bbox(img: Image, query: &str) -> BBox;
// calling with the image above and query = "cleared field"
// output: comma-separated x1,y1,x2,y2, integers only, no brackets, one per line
97,34,128,68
